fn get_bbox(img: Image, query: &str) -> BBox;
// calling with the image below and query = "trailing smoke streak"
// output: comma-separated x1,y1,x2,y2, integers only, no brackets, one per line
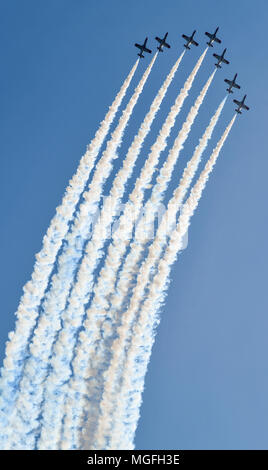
59,51,186,449
108,96,228,448
34,54,157,451
73,67,215,449
6,53,155,451
110,95,226,324
8,50,161,450
108,72,219,324
109,115,236,450
0,59,139,449
58,49,207,449
0,40,237,451
96,114,236,450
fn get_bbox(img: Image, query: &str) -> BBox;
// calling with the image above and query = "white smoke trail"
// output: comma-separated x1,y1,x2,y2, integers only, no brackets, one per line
58,50,208,449
6,51,160,450
58,51,186,449
32,54,157,451
113,95,226,311
80,70,217,447
111,71,218,301
103,115,237,450
93,99,228,448
0,59,139,449
105,96,228,448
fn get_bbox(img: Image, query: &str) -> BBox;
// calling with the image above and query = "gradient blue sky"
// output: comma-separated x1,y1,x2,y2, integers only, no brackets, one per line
0,0,267,450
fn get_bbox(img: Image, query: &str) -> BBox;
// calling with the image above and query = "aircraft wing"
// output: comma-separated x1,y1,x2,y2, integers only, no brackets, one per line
213,53,221,60
233,99,240,106
224,79,231,85
192,40,199,46
144,47,152,53
214,37,221,43
135,44,143,50
242,104,249,110
182,34,190,41
205,32,212,39
163,42,171,48
234,83,241,89
155,37,161,43
222,58,229,64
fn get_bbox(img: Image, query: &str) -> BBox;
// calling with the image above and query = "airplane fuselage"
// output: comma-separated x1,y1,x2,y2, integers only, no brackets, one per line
225,74,240,94
135,37,152,58
233,95,249,114
205,27,221,47
155,33,170,52
213,49,229,68
182,31,198,50
207,35,216,47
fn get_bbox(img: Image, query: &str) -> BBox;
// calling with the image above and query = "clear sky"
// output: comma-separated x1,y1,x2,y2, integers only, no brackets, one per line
0,0,267,450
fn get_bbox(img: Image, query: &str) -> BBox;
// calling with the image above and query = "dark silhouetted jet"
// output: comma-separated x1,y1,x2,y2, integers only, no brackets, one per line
205,27,221,47
233,95,250,114
182,30,199,50
213,48,230,68
135,37,152,58
155,32,170,52
224,73,241,94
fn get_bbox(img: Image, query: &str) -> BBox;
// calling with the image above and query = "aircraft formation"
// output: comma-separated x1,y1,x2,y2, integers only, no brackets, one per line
135,28,250,114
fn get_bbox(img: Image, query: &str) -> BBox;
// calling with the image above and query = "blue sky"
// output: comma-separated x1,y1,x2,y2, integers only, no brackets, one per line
0,0,267,449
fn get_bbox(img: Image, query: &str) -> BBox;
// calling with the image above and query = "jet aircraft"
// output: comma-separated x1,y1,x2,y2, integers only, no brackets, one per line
182,30,199,49
155,32,171,52
213,48,230,68
205,27,221,47
135,37,152,58
233,95,250,114
224,73,241,93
